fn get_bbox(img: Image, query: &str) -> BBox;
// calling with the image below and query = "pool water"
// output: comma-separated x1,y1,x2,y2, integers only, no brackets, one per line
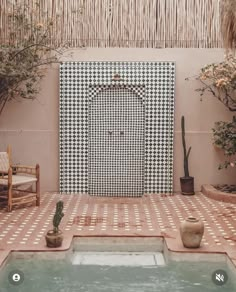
0,254,235,292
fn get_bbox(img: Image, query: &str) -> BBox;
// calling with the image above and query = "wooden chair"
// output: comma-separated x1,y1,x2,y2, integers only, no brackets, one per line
0,145,40,212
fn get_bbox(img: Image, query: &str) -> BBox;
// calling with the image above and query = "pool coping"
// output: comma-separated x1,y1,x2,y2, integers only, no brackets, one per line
1,235,236,273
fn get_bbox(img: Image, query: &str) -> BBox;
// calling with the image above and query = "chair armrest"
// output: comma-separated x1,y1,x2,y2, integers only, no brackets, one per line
0,171,9,177
0,174,8,181
12,165,38,175
0,167,12,185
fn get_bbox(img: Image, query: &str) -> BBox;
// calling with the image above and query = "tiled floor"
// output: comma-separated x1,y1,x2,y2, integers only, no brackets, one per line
0,192,236,267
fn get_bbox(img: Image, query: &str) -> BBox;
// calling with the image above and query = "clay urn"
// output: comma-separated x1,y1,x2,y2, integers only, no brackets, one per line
180,216,204,248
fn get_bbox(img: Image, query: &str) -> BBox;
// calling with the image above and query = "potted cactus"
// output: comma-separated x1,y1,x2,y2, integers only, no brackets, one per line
180,116,194,195
45,200,64,247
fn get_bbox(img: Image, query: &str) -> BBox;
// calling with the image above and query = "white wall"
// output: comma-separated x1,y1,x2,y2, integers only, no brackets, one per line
0,48,235,193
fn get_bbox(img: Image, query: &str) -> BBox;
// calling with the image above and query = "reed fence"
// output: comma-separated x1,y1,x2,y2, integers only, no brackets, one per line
0,0,223,48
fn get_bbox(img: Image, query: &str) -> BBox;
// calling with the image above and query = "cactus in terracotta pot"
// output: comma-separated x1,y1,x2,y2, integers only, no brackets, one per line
182,116,191,177
45,200,64,247
53,200,64,233
180,116,194,195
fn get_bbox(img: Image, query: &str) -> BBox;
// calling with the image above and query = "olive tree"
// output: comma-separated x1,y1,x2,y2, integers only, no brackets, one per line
0,1,66,115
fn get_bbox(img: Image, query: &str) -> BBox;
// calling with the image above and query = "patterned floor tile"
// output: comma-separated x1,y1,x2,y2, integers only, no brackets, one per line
0,192,235,267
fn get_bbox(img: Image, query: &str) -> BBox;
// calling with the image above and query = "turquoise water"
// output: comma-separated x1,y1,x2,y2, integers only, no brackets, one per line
0,257,235,292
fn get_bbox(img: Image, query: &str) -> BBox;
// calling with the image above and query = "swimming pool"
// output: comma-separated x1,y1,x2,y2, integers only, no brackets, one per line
0,252,235,292
0,238,235,292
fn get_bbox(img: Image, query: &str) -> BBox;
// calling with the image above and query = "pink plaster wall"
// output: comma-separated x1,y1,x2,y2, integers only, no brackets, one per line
0,48,235,193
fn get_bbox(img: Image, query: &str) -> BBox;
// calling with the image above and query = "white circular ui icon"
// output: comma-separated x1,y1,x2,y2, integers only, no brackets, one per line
212,269,228,286
13,273,21,282
8,270,24,285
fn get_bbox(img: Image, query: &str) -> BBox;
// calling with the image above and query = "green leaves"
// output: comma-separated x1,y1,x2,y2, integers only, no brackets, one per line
213,116,236,169
0,1,65,115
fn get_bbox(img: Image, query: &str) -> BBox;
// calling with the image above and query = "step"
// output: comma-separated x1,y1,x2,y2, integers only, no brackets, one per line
71,252,166,266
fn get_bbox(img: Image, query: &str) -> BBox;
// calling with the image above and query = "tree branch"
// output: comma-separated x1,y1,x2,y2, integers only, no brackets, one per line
9,43,62,61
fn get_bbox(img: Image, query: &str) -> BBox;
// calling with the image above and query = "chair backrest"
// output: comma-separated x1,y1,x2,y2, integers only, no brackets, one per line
0,146,11,173
0,152,10,173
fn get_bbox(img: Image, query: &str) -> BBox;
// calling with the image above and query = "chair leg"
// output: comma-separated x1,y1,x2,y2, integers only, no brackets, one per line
8,167,13,212
8,184,12,212
36,164,40,206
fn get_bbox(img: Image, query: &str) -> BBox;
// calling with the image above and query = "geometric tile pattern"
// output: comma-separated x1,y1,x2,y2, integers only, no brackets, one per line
89,86,144,197
0,193,236,268
60,62,175,195
0,193,235,257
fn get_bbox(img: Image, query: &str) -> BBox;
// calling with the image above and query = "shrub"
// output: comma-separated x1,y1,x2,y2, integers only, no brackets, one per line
0,1,66,115
212,116,236,169
195,54,236,111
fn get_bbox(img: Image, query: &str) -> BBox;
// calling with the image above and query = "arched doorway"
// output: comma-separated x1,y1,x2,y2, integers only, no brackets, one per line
89,86,145,197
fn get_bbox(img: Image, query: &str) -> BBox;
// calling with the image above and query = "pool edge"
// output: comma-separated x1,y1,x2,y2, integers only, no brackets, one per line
1,235,236,273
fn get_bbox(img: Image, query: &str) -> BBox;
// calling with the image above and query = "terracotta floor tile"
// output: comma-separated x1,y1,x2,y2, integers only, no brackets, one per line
0,192,235,268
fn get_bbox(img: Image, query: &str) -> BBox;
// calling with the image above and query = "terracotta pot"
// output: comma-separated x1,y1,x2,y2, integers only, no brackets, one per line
45,230,63,247
180,217,204,248
180,176,194,195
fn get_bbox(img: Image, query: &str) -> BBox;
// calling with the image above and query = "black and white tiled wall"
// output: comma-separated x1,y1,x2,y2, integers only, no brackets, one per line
60,62,175,196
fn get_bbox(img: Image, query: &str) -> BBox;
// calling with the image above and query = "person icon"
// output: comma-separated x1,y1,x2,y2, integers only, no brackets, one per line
12,273,21,282
8,270,24,285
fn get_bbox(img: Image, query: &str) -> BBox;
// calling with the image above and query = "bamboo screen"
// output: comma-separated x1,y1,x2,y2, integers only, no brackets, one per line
0,0,222,48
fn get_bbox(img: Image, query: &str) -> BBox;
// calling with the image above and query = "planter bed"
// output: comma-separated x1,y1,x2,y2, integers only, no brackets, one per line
201,184,236,204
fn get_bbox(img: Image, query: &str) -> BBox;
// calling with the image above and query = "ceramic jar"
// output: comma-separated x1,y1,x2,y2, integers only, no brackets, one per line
180,217,204,248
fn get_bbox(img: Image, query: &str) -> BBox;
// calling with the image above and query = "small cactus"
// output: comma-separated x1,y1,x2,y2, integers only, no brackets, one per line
181,116,191,177
53,200,64,233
